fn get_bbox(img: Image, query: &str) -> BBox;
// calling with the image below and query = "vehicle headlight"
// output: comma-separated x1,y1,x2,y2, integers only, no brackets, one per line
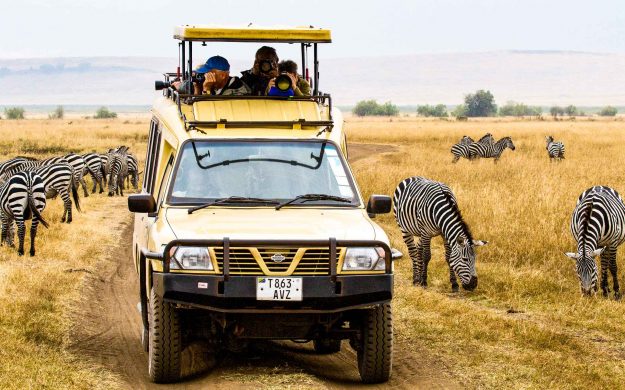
169,246,214,270
342,247,386,271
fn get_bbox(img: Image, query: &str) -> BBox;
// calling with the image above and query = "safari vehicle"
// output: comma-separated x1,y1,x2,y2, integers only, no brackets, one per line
128,25,396,384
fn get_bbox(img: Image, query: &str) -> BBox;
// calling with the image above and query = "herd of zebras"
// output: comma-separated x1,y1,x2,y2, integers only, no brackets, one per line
450,133,566,162
0,146,139,257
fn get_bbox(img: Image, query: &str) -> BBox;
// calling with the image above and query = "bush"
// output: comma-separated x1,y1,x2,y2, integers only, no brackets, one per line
499,102,542,117
94,106,117,119
598,106,618,117
464,90,497,117
417,104,448,117
48,105,64,119
550,106,565,118
4,107,25,119
451,104,468,118
564,105,578,116
352,100,399,117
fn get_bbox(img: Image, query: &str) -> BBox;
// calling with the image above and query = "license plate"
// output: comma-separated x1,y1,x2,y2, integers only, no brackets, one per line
256,277,302,301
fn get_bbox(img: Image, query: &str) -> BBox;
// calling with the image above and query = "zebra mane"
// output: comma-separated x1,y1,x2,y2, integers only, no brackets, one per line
14,155,38,161
478,133,493,143
579,201,594,257
495,136,511,145
438,185,473,242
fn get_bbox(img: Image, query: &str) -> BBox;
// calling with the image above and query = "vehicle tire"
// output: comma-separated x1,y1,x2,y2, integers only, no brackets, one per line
313,338,341,354
148,288,181,383
357,303,392,384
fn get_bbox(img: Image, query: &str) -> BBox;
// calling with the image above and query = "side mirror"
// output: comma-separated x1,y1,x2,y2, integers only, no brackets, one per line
128,194,156,213
367,195,392,214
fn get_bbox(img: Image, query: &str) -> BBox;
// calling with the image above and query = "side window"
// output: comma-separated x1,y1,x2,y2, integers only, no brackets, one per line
156,155,174,207
143,117,162,194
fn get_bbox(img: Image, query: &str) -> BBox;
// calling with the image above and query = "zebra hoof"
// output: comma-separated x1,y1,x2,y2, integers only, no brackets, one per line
615,292,622,300
108,193,114,197
18,250,24,256
84,193,89,198
451,286,459,293
29,251,35,257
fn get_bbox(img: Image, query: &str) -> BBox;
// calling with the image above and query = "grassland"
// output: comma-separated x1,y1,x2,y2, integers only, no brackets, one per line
347,116,625,389
1,116,624,389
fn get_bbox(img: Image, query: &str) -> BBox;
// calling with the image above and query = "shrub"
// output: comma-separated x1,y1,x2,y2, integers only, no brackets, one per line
550,106,565,118
464,90,497,117
94,106,117,119
417,104,448,117
4,107,25,119
598,106,618,117
499,102,542,117
564,105,578,116
452,104,468,118
352,100,399,117
48,105,64,119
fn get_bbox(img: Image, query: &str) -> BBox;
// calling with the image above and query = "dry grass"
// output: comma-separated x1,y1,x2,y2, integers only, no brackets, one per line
346,117,625,389
0,119,146,389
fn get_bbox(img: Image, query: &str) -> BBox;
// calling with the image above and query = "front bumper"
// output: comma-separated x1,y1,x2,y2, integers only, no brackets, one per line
153,273,393,313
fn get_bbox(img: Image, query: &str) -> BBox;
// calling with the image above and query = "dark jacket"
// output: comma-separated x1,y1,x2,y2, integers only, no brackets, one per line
240,70,271,96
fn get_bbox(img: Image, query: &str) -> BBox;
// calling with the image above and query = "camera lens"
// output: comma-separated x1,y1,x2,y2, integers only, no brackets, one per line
260,60,273,73
275,74,292,92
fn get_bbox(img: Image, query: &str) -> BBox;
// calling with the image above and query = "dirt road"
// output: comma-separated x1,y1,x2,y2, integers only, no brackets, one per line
69,143,458,389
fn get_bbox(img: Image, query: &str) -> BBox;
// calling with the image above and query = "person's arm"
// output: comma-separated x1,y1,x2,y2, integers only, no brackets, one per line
298,78,311,96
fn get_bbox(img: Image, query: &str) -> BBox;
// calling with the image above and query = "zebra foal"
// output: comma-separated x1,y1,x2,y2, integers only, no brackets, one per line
0,171,49,256
565,186,625,298
394,176,487,291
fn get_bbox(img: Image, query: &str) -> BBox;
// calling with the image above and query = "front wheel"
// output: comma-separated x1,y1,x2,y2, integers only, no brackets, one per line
357,303,393,383
148,288,181,383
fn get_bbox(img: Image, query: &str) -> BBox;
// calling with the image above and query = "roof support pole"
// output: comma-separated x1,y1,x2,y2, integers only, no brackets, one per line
313,43,319,95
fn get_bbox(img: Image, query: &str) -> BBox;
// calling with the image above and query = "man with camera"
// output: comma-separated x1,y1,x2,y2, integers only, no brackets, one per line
241,46,279,96
172,56,249,95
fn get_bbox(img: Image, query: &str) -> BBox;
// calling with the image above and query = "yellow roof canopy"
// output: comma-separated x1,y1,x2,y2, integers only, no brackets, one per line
173,25,332,43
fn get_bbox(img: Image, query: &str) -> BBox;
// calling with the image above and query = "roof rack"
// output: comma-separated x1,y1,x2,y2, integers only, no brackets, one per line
173,25,332,43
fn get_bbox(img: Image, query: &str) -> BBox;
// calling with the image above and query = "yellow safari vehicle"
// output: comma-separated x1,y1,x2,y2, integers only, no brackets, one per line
128,25,396,384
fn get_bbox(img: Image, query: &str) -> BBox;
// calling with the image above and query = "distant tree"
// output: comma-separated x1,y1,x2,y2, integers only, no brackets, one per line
4,107,25,119
352,100,399,116
598,106,618,117
451,104,469,118
48,105,64,119
564,105,578,116
549,106,565,118
499,101,542,117
94,106,117,119
464,90,497,117
417,104,448,117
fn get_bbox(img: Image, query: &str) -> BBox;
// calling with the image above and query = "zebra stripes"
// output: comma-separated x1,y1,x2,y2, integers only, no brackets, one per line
0,171,49,256
108,151,129,196
469,136,515,162
546,136,565,161
450,133,494,163
82,152,105,194
565,186,625,297
393,176,487,291
126,154,139,190
63,153,89,197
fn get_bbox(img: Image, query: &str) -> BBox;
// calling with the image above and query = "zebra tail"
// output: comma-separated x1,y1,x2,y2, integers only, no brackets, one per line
28,195,49,229
72,180,82,212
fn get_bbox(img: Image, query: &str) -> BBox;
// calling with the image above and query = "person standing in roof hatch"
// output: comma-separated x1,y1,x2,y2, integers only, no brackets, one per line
199,56,250,96
240,46,279,95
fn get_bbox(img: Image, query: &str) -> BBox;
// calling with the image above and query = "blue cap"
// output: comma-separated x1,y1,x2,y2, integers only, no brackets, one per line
196,56,230,73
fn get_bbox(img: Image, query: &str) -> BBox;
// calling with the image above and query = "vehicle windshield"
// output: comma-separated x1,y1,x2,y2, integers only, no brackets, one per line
168,141,358,206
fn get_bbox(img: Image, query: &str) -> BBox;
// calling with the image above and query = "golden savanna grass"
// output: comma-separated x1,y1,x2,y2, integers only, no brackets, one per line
0,119,146,389
1,117,625,388
347,117,625,389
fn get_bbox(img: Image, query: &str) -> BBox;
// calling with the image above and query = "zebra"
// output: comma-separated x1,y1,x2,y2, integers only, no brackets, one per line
546,136,565,161
0,157,29,176
450,133,493,163
108,150,129,196
63,153,89,197
393,176,487,291
1,162,81,223
565,186,625,298
469,136,515,162
0,171,49,256
126,153,139,190
82,152,105,194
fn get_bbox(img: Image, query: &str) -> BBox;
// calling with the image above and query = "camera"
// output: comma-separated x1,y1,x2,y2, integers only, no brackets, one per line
192,73,206,84
259,59,274,73
155,81,171,90
274,73,293,92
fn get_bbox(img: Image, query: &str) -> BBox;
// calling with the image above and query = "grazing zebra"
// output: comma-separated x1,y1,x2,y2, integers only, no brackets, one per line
565,186,625,298
0,157,29,176
82,152,105,194
126,153,139,190
0,171,49,256
63,153,89,197
546,136,565,161
393,176,487,291
108,151,129,196
1,162,81,223
470,136,515,162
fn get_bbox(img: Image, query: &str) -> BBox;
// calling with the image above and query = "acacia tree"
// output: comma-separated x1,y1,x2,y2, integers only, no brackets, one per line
464,90,497,117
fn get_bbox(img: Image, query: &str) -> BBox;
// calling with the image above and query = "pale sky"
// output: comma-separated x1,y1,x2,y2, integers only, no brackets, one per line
1,0,624,60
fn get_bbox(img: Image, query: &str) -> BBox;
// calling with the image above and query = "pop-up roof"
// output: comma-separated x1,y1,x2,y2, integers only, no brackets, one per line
173,25,332,43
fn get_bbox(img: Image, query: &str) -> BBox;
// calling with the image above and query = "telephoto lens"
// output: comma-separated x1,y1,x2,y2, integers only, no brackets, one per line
260,60,274,73
155,81,171,90
275,74,293,92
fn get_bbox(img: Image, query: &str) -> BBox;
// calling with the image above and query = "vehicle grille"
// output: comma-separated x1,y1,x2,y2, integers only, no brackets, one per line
213,247,342,275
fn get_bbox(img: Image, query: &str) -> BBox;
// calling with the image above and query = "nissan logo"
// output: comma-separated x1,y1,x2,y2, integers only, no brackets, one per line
271,253,286,263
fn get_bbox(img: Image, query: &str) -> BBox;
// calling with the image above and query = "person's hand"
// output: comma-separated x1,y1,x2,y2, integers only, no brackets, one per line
265,78,276,94
202,72,217,92
171,81,182,90
287,73,298,92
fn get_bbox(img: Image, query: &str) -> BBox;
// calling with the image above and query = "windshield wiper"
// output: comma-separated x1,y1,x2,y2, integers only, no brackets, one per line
188,196,279,214
275,194,353,210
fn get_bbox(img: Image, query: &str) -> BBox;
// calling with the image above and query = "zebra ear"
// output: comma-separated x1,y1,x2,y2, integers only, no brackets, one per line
592,247,605,257
564,252,580,260
472,240,488,246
